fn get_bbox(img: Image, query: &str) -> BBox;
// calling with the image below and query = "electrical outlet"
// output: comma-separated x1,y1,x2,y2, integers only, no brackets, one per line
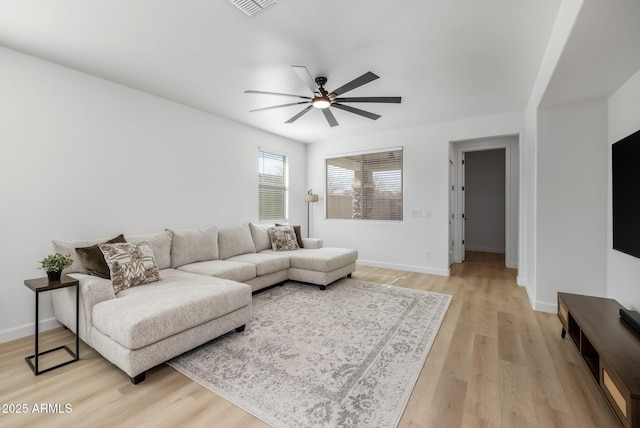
425,252,431,259
411,210,422,218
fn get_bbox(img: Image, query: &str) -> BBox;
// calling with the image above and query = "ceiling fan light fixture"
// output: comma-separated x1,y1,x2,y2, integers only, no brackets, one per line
312,97,331,109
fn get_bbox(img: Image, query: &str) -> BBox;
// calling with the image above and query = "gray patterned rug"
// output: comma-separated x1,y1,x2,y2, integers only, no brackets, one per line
167,278,452,428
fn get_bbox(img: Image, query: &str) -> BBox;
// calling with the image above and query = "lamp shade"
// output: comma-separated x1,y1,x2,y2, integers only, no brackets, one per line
305,194,319,203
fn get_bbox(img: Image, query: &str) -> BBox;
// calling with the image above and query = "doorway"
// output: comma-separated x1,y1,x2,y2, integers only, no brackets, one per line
464,149,506,255
450,136,519,268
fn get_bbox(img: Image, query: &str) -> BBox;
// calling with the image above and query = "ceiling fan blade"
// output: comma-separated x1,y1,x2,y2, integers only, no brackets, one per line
245,90,311,100
322,108,339,127
329,72,379,97
332,103,381,120
250,101,310,112
292,65,318,94
285,105,313,123
333,96,402,103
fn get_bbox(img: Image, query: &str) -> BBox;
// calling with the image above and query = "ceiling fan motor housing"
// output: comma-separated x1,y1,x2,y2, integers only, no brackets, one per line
314,76,327,88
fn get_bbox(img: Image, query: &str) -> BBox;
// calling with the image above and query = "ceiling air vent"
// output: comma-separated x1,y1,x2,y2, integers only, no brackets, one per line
228,0,279,16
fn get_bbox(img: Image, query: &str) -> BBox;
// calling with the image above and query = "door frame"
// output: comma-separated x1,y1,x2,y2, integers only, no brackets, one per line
448,146,455,266
450,136,519,268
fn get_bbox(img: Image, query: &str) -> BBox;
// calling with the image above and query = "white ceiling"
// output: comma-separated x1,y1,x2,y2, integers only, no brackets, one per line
539,0,640,109
0,0,563,143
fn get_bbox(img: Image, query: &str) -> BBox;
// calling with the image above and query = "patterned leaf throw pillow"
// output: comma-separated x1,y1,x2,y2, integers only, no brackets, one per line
99,242,161,294
267,226,300,252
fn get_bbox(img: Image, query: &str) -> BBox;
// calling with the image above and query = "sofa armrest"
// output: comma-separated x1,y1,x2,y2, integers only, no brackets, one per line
83,279,117,310
302,238,323,249
52,274,116,342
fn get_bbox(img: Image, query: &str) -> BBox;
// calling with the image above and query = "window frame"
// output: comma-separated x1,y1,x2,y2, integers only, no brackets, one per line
258,148,289,222
324,147,404,222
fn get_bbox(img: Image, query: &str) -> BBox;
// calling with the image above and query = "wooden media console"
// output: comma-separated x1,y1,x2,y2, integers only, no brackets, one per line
558,292,640,428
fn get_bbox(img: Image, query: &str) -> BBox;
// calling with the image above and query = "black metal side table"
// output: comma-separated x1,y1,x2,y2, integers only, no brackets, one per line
24,274,79,375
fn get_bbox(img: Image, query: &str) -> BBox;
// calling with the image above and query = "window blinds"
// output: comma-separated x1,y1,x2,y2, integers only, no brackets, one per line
258,150,288,221
326,149,403,220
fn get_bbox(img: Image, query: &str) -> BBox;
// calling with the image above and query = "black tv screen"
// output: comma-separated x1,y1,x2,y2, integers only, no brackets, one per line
612,128,640,258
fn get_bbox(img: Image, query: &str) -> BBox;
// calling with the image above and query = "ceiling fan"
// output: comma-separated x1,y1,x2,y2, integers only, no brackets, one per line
245,66,401,127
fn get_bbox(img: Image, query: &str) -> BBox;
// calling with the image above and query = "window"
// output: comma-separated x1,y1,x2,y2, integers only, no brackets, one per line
326,148,403,220
258,150,288,221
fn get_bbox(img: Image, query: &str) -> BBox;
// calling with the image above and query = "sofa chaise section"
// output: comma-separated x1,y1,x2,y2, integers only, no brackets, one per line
262,247,358,289
51,231,252,384
53,269,251,383
249,223,358,290
90,269,251,383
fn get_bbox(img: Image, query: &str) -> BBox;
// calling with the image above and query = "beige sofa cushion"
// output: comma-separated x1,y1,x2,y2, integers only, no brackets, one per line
92,269,251,350
227,253,290,276
126,231,173,270
262,247,358,272
249,222,275,252
301,238,323,249
177,260,256,282
218,224,256,259
53,236,119,275
54,231,172,273
169,227,218,268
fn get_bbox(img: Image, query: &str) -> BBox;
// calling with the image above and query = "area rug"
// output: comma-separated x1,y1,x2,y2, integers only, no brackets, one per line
167,278,452,428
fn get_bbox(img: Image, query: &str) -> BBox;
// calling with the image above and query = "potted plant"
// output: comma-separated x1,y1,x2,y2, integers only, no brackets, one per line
39,253,74,282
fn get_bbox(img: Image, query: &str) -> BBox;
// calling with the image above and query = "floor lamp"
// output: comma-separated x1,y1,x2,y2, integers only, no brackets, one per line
305,189,318,238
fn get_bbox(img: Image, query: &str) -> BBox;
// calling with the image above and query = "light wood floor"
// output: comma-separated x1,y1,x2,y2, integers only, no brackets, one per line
0,252,620,427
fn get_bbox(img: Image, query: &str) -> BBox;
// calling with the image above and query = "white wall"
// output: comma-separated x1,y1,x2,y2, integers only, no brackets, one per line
535,100,608,312
522,0,584,307
465,149,506,253
0,47,307,343
307,111,524,276
607,68,640,311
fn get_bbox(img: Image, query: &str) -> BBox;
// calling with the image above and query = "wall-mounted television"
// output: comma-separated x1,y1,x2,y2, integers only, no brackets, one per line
612,128,640,258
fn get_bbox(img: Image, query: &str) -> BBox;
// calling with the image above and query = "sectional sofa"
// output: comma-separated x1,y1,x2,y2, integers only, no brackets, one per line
50,223,358,384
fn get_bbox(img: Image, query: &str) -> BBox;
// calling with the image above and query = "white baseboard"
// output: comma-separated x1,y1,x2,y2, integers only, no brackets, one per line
356,260,450,277
0,317,61,344
523,282,536,310
534,300,558,314
516,275,527,287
